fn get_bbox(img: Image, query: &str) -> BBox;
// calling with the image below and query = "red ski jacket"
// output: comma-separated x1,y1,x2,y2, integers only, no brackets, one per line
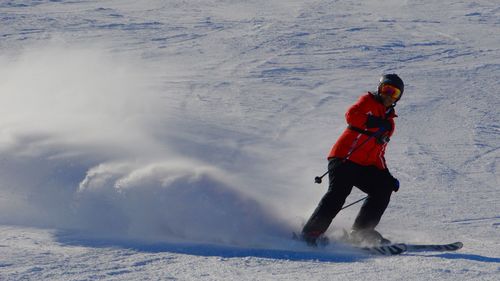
327,92,396,170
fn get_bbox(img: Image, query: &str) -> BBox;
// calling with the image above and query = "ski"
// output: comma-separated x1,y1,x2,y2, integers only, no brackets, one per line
292,232,461,255
361,241,463,255
405,241,463,252
292,232,407,255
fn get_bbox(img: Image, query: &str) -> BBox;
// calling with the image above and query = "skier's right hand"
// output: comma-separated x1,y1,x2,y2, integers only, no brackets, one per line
366,115,393,131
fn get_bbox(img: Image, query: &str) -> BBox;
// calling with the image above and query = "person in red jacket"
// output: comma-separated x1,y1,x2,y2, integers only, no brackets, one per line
301,74,404,246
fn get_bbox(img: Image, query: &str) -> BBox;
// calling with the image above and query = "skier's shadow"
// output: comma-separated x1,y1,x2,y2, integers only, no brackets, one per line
55,230,366,263
413,253,500,263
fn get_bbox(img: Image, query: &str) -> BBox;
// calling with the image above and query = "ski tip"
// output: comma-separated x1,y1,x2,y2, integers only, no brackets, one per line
442,241,463,251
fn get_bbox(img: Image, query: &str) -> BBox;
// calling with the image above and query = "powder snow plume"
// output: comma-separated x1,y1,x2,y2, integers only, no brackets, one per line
0,41,292,246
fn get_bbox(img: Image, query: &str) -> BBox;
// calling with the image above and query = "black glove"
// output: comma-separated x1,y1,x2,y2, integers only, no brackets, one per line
366,115,393,132
383,169,400,192
376,134,391,144
391,177,400,192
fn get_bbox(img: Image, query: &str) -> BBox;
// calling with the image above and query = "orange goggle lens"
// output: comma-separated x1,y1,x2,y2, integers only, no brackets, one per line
380,84,402,99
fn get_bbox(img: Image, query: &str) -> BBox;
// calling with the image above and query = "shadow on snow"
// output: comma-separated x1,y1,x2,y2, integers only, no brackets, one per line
54,231,365,263
425,253,500,264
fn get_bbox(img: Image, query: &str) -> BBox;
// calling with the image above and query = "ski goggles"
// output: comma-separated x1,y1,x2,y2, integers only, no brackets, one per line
379,84,402,100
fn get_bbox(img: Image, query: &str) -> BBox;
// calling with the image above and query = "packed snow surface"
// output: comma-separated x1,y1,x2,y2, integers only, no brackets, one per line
0,0,498,280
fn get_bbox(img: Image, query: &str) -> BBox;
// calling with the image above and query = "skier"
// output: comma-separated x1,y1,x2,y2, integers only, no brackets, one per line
302,74,404,247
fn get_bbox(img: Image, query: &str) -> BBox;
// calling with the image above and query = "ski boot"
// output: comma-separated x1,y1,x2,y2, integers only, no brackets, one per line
298,231,329,247
348,229,391,246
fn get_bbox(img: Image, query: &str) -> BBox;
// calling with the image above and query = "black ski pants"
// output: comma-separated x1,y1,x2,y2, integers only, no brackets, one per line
302,158,394,237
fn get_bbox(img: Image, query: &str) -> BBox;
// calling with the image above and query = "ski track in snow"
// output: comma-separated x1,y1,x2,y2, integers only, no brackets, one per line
0,0,499,280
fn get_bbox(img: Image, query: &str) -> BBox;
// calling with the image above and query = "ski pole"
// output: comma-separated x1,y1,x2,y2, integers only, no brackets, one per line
314,128,385,184
341,196,368,210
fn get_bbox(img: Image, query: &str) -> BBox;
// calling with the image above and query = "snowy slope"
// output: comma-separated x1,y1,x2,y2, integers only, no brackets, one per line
0,0,499,280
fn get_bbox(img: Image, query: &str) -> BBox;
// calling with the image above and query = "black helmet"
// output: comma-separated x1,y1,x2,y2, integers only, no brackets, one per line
378,74,404,100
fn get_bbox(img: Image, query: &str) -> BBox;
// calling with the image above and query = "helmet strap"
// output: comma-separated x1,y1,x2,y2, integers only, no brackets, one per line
385,105,395,117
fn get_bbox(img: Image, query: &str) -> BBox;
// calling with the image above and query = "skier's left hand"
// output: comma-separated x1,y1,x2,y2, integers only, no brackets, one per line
384,169,400,192
391,177,400,192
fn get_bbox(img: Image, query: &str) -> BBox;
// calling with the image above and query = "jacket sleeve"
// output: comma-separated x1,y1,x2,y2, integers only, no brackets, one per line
345,95,371,128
